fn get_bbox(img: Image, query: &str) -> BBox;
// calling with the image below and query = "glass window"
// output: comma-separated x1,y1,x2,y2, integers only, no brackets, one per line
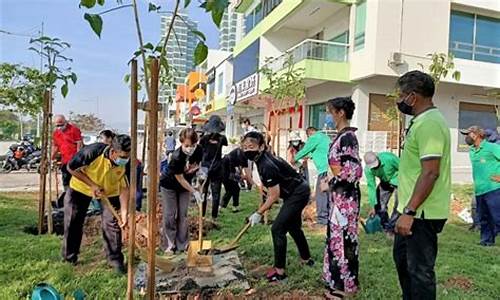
309,103,333,130
449,11,500,63
458,102,498,151
368,94,399,149
233,39,260,82
328,31,349,61
217,72,224,95
354,0,366,51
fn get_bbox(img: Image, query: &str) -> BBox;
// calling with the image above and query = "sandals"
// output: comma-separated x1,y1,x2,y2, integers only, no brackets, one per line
325,287,348,299
266,268,288,283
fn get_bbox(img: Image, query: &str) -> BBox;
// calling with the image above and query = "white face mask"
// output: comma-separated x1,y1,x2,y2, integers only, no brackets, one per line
182,145,196,156
292,141,300,146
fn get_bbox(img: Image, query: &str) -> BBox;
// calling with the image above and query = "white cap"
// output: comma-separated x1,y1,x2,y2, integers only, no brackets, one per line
289,131,301,141
364,152,380,169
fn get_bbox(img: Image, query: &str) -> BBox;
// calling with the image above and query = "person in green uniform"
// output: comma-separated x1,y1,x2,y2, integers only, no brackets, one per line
460,125,500,246
363,151,399,233
393,70,451,300
294,127,331,225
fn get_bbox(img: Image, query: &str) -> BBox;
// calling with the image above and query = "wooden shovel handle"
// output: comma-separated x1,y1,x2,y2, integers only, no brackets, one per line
101,195,124,227
230,222,251,247
198,200,204,251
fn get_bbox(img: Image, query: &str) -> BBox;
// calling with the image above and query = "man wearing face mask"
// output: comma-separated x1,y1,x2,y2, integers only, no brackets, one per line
392,71,451,300
294,127,330,226
62,134,131,274
52,115,83,191
460,125,500,246
287,131,308,182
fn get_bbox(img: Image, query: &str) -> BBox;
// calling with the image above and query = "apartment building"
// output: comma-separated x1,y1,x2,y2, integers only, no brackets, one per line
227,0,499,182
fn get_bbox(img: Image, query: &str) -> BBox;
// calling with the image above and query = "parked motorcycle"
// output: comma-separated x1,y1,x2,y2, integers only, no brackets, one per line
1,143,42,173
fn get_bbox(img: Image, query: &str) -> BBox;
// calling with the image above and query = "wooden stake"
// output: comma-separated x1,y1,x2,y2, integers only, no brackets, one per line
47,94,53,234
146,58,160,300
37,90,50,234
127,59,139,300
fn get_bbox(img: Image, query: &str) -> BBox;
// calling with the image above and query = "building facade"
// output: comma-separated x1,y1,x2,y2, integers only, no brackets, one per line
219,7,245,51
228,0,500,182
160,13,199,126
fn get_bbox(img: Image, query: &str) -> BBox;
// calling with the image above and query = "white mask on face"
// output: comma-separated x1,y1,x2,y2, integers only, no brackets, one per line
182,145,196,156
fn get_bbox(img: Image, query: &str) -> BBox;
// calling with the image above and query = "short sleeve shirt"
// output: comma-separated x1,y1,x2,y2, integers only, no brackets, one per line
469,140,500,196
255,151,304,199
159,146,203,192
397,108,451,219
53,123,82,164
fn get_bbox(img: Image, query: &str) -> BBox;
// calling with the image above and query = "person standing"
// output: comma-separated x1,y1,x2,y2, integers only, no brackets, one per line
221,147,253,213
159,128,203,254
199,115,228,222
287,131,308,183
62,135,131,274
240,118,257,134
294,126,331,226
52,115,83,191
165,131,176,157
322,97,363,298
243,131,314,283
393,70,451,300
364,151,400,234
460,125,500,246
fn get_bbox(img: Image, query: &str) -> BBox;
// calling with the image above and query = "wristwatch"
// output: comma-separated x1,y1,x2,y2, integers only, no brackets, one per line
403,206,416,216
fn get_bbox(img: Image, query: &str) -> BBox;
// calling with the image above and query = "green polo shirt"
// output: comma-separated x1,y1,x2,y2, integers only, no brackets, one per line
469,140,500,196
365,152,399,207
397,108,451,219
295,131,330,174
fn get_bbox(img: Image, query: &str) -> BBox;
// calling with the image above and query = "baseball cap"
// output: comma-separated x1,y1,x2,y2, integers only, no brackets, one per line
364,152,380,169
460,125,484,136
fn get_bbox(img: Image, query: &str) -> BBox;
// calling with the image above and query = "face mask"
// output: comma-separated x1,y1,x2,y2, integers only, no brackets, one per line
56,124,67,131
244,150,260,161
292,141,300,147
182,146,196,156
465,136,474,146
325,114,335,128
114,157,129,166
397,94,414,115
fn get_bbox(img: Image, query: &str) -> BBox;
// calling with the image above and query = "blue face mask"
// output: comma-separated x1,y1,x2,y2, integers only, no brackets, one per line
325,114,335,128
114,157,129,166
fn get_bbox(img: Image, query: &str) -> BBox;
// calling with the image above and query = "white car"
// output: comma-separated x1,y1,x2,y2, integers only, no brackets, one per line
82,133,99,145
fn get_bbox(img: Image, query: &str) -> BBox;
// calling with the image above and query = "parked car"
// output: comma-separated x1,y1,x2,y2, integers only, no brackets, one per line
82,132,99,145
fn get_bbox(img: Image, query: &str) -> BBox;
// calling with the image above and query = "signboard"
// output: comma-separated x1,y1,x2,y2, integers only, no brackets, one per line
228,73,259,104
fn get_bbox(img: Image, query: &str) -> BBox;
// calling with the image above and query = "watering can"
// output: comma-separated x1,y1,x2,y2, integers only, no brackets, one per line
361,215,383,234
31,283,62,300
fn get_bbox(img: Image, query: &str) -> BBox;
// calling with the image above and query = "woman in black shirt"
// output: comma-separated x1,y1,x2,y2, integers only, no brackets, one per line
243,131,314,283
159,128,203,254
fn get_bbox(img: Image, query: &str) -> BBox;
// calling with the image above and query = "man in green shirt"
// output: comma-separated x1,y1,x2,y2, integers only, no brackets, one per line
294,127,330,225
460,125,500,246
393,71,451,300
364,151,399,233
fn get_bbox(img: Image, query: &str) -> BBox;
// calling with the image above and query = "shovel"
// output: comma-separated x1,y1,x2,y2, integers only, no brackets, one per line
186,202,213,267
199,222,252,255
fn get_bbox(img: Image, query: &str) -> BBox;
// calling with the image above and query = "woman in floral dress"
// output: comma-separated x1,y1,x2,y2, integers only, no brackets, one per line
322,97,363,299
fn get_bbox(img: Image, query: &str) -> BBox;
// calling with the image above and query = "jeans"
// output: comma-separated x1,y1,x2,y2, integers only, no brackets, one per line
476,188,500,245
315,173,329,225
376,182,399,232
393,217,446,300
62,188,123,266
160,188,190,251
272,182,312,269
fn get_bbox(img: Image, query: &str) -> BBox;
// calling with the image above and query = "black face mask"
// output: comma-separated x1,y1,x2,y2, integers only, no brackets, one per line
465,136,474,146
244,150,261,161
397,100,414,115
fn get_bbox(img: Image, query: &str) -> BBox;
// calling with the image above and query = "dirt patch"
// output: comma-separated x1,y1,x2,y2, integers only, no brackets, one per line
444,276,473,291
82,215,102,246
302,201,317,225
450,196,466,215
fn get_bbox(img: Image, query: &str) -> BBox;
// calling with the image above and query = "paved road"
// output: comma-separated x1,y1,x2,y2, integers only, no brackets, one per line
0,171,44,192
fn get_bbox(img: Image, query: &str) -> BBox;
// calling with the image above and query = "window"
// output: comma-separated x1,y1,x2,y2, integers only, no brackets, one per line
450,11,500,64
354,0,366,51
233,40,260,82
458,102,498,151
309,103,333,130
217,72,224,95
368,94,399,149
328,31,349,61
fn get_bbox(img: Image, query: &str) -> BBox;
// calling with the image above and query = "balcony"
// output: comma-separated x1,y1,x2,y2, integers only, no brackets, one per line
449,41,500,64
262,39,350,88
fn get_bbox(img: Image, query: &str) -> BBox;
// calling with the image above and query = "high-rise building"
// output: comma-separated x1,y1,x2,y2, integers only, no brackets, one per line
159,13,198,107
219,7,244,51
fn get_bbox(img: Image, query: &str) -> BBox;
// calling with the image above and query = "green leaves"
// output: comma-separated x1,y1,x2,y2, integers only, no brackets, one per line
47,72,57,86
148,2,160,12
211,8,225,28
97,0,105,5
194,42,208,66
84,13,103,38
61,83,69,98
191,30,206,42
184,0,192,8
80,0,96,9
199,0,228,27
70,72,78,84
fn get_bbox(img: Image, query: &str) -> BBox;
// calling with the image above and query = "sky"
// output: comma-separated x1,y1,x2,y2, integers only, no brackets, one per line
0,0,219,132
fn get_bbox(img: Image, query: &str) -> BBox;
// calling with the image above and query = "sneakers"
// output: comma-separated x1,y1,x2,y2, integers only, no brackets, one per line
301,258,315,267
232,206,240,213
112,262,127,275
266,268,288,283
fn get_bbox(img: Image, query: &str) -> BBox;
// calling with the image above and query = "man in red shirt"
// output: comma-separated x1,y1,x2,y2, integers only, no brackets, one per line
52,115,83,190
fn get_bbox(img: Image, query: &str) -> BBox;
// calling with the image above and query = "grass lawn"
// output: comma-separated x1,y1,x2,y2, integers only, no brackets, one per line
1,185,499,299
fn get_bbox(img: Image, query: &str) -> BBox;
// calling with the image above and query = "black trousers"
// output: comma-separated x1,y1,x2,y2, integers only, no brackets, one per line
221,178,240,208
202,177,222,219
376,182,399,232
60,164,72,188
393,217,446,300
62,188,124,266
272,183,312,269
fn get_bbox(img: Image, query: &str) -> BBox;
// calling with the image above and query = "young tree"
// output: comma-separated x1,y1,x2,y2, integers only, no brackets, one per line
69,111,106,132
0,110,20,140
